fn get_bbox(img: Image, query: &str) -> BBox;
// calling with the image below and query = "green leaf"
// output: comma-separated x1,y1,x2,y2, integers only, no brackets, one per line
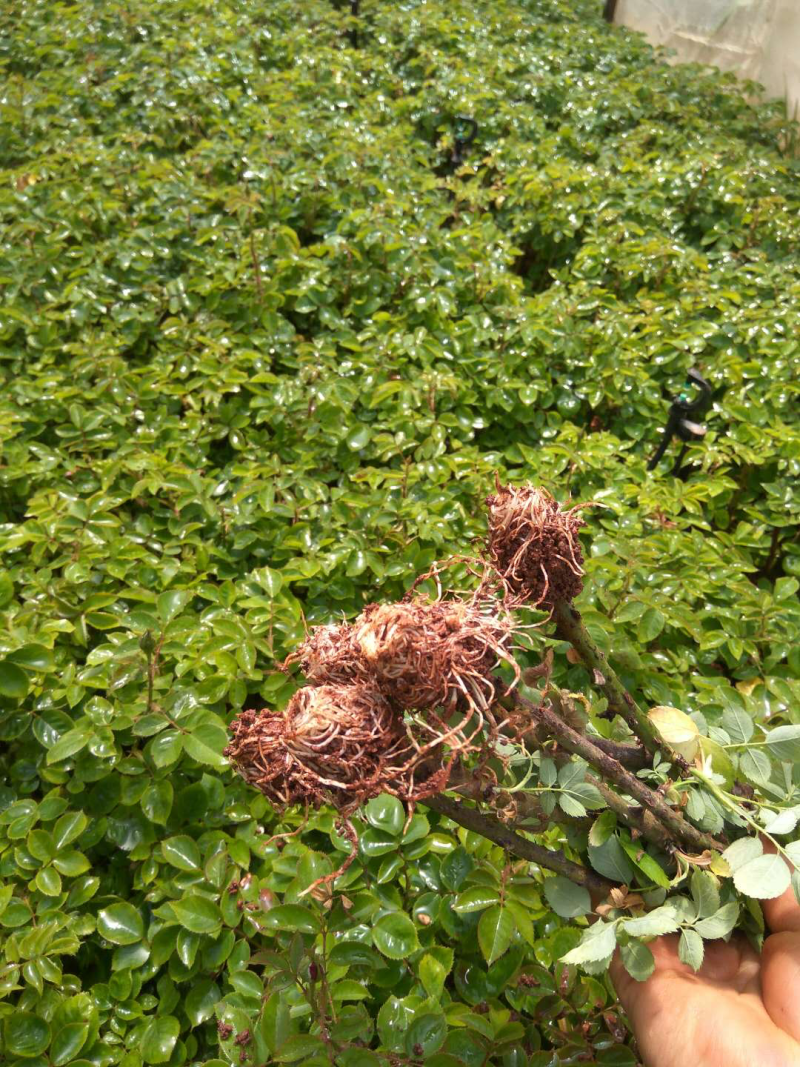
721,837,763,872
275,1035,327,1063
620,939,655,982
678,928,704,972
618,837,671,889
452,886,500,913
51,1022,89,1066
740,748,772,786
141,780,174,825
46,728,91,764
478,906,515,965
53,811,88,850
589,811,617,847
263,904,321,935
162,835,201,871
690,870,720,918
558,792,587,817
440,846,474,891
141,1016,180,1064
543,876,591,919
97,903,145,945
762,807,800,836
372,912,419,959
185,979,220,1026
28,828,55,862
363,794,405,836
405,1013,447,1058
36,866,62,896
732,854,791,900
638,607,665,642
359,828,399,857
157,589,191,623
694,902,739,939
697,736,735,789
569,780,606,810
765,725,800,763
7,644,55,671
0,660,29,699
561,921,618,965
328,942,381,968
253,567,283,597
183,723,228,767
295,852,333,892
721,707,753,744
230,970,264,999
2,897,32,927
588,836,635,883
539,758,557,787
177,928,200,968
0,570,13,608
620,905,680,938
172,895,222,934
150,729,183,767
52,850,90,876
346,426,371,450
3,1013,51,1058
337,1051,380,1067
260,991,296,1055
419,953,448,999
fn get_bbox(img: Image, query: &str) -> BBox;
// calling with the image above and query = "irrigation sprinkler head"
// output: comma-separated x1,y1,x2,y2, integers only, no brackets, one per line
647,367,712,473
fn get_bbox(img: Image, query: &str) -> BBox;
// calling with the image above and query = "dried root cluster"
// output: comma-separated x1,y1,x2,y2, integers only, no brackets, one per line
224,684,450,813
226,481,588,818
486,483,587,608
226,595,516,814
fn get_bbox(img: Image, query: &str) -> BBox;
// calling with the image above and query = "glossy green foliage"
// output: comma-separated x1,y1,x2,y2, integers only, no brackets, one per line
0,0,798,1063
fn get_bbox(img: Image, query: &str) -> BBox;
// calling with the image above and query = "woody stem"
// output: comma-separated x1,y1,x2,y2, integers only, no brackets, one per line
552,600,672,764
424,794,613,894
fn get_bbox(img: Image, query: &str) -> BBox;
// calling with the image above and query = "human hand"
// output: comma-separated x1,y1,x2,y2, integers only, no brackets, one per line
610,863,800,1067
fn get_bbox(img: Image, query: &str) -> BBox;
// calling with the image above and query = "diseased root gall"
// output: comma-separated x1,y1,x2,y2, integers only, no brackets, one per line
352,596,517,719
486,482,587,608
284,622,362,686
225,683,458,816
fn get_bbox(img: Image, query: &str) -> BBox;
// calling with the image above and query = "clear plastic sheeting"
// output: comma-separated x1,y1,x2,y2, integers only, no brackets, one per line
614,0,800,117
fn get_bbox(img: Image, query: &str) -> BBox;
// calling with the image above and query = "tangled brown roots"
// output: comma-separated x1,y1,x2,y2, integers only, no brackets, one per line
224,684,455,815
486,483,587,608
284,622,361,685
352,597,517,722
287,597,518,729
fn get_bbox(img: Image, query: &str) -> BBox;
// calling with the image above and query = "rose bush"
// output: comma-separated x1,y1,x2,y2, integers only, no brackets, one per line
0,0,798,1064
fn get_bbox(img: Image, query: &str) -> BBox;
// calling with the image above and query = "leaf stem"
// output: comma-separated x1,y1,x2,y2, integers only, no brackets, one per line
690,768,794,865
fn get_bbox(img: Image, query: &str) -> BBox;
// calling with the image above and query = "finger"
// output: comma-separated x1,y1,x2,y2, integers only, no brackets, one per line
610,936,687,1022
696,937,759,989
760,845,800,935
611,935,799,1067
762,931,800,1043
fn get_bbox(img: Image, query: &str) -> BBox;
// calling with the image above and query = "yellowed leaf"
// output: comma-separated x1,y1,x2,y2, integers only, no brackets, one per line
648,705,700,760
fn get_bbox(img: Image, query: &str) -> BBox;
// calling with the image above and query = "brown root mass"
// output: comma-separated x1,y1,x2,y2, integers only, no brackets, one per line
285,622,362,685
486,483,586,608
351,597,517,722
224,683,456,815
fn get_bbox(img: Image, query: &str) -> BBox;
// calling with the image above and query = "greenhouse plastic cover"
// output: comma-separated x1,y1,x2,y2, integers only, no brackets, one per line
615,0,800,117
